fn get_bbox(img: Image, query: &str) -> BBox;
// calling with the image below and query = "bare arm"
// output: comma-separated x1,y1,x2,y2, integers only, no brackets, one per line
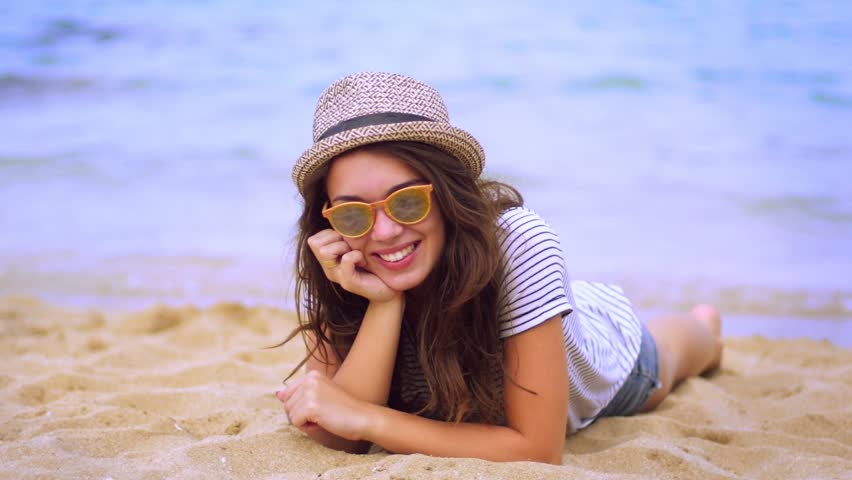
327,296,404,404
304,230,405,405
294,230,409,452
297,296,404,453
362,315,569,463
283,315,569,463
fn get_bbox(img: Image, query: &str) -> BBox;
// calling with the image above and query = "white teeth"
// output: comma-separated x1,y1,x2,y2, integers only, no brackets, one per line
378,243,416,263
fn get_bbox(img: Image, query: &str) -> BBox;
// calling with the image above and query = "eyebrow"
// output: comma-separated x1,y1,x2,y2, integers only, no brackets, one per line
331,178,428,204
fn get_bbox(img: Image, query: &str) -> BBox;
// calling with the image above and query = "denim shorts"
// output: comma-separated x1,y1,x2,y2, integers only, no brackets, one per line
597,324,662,418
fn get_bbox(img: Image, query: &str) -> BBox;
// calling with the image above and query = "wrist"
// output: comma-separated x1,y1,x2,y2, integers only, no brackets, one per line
368,294,405,313
358,402,385,443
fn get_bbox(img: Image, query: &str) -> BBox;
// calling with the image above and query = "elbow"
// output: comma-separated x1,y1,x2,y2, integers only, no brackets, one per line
517,437,564,465
496,436,563,464
526,449,562,465
502,448,562,465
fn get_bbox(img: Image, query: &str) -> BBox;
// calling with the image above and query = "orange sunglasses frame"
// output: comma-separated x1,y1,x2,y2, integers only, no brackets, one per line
321,184,434,238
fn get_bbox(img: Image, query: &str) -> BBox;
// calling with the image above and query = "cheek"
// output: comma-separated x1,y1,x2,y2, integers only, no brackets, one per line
424,217,446,252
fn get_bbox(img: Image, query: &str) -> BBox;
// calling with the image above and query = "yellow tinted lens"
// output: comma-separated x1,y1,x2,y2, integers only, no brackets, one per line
329,204,373,237
387,187,430,223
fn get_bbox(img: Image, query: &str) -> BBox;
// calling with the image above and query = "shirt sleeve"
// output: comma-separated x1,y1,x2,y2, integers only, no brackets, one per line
497,208,573,339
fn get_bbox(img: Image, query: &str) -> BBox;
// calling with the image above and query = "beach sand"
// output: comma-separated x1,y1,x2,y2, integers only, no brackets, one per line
1,296,849,480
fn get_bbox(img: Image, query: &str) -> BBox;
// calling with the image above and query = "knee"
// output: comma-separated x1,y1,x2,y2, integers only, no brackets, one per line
691,303,719,320
691,304,721,334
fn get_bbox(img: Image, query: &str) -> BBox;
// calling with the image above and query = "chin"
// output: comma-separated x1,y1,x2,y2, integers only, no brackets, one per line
380,270,429,292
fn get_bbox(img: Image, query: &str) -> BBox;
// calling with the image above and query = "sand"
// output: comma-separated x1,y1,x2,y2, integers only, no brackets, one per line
1,296,850,480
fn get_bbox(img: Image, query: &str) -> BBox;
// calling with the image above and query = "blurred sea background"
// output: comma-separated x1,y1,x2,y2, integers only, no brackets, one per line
1,0,850,345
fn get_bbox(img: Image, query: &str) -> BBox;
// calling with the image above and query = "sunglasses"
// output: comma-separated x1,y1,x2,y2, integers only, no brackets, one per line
322,184,434,238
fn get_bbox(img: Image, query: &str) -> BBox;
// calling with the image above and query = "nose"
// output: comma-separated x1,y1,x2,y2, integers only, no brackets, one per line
370,208,403,241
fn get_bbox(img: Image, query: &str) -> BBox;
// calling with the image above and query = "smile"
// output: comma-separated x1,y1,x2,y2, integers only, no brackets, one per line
376,242,418,263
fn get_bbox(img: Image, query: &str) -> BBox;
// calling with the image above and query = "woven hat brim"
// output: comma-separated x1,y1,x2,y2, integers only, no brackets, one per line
292,121,485,195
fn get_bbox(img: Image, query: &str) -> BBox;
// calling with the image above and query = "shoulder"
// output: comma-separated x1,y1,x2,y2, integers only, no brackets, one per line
497,207,563,267
497,207,572,338
497,206,554,235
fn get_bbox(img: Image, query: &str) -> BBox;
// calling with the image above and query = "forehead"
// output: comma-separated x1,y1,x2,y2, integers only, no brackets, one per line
326,149,422,199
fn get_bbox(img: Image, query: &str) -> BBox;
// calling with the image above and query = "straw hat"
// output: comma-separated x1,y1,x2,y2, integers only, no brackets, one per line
292,72,485,195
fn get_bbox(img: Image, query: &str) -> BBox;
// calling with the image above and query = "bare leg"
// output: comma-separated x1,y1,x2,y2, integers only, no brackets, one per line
640,304,723,412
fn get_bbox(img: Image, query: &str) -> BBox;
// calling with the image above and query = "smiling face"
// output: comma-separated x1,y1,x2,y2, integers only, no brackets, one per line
325,148,446,293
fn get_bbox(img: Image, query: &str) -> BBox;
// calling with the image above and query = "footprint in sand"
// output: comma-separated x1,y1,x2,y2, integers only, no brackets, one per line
173,413,248,438
119,307,188,335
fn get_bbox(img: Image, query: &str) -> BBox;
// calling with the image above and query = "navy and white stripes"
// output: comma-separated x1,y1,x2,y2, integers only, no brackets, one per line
390,207,643,432
497,207,572,337
496,207,642,431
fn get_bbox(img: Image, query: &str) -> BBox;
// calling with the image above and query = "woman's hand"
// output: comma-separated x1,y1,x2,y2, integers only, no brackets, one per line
307,229,400,303
276,371,373,441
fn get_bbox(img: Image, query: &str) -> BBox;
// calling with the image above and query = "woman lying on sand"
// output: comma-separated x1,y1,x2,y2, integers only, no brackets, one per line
276,72,723,464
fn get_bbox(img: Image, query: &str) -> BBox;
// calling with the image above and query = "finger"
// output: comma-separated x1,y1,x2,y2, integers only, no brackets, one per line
288,405,309,428
298,422,322,434
319,258,340,270
307,229,344,253
284,371,327,423
283,379,312,420
286,389,318,428
310,228,342,244
316,241,351,265
283,392,303,426
337,251,363,290
349,249,368,268
276,387,297,425
277,376,306,404
316,244,351,272
340,250,367,273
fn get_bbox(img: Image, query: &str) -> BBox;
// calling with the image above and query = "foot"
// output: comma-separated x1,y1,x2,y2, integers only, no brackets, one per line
691,304,723,372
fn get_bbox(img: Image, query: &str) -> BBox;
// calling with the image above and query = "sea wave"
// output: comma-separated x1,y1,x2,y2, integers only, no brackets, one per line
734,193,852,224
569,74,647,92
28,17,125,47
811,91,852,108
1,259,849,320
0,73,96,97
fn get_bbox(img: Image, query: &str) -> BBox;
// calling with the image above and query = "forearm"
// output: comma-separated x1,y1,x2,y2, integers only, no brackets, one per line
297,297,403,453
331,296,404,405
361,404,563,464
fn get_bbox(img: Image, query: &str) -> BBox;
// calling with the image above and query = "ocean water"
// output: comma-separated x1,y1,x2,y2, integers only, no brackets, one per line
1,1,850,342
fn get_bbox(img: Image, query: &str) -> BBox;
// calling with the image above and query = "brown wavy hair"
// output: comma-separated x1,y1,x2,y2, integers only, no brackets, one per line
281,141,523,424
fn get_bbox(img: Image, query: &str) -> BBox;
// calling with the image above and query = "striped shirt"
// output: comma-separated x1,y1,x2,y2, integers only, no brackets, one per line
390,207,643,432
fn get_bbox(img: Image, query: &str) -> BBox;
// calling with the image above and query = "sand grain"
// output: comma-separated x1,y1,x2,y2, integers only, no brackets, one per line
1,297,849,479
